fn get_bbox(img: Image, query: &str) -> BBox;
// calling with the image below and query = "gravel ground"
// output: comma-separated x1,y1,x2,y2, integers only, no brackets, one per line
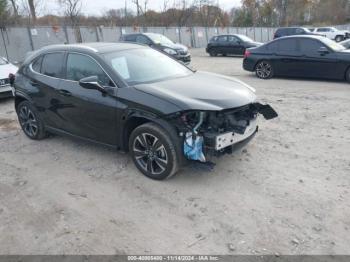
0,48,349,255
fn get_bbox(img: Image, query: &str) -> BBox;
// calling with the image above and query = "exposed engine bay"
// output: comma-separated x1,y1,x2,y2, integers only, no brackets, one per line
167,103,278,162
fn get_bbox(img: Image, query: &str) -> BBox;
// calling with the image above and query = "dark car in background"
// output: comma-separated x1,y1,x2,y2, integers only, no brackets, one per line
13,42,277,180
120,32,191,64
273,27,319,39
206,34,262,56
243,35,350,81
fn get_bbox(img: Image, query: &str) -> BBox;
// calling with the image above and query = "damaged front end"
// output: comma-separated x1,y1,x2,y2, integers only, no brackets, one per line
167,103,278,162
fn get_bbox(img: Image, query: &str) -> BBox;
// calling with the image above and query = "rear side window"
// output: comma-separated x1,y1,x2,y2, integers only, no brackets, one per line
136,35,151,45
32,56,43,72
124,35,137,42
66,53,113,86
41,53,64,78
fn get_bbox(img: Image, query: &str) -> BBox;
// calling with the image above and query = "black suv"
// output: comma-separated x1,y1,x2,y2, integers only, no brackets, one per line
274,27,319,39
206,34,262,56
120,32,191,64
13,43,277,180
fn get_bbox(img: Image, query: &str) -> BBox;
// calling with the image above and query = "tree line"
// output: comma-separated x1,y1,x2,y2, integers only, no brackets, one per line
0,0,350,28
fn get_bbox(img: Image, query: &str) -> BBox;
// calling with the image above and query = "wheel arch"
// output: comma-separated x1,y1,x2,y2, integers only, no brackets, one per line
121,111,182,156
14,94,31,110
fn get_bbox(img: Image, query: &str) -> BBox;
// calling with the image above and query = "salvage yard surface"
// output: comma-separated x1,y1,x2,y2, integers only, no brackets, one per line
0,48,350,255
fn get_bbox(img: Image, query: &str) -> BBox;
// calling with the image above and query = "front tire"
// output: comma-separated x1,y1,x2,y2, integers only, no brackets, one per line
345,68,350,83
17,101,46,140
129,123,179,180
335,35,344,42
255,60,274,79
209,49,217,57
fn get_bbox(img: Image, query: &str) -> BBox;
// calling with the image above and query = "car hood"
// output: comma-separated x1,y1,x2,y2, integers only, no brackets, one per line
162,42,188,52
0,63,18,79
133,71,256,112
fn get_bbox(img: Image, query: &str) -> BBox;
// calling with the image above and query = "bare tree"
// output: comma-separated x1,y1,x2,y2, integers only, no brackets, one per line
27,0,36,23
132,0,148,25
9,0,19,17
58,0,82,26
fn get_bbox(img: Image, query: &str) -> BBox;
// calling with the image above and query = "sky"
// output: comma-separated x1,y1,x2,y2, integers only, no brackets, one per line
43,0,241,16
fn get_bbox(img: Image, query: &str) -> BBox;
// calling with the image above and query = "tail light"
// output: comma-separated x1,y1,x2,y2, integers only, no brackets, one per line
9,73,15,86
244,50,251,59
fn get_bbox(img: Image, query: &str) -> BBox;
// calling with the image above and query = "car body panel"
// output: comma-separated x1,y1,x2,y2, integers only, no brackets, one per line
243,35,349,81
206,34,262,56
14,42,274,158
133,71,256,112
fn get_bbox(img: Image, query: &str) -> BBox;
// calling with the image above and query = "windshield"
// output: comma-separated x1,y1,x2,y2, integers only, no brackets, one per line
103,48,192,85
237,35,254,42
146,33,174,45
0,57,8,65
321,37,346,51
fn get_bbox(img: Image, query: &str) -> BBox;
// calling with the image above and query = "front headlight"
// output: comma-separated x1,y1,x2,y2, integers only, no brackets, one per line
163,48,177,55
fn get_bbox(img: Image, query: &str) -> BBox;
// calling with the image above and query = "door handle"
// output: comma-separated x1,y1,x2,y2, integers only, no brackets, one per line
58,89,72,97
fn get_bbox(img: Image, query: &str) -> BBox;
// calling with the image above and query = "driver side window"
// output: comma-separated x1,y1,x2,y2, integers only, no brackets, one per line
66,53,114,87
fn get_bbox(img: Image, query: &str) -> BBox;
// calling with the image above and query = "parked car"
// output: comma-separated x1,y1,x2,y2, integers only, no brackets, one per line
340,39,350,49
13,43,277,180
119,32,191,64
273,27,319,39
243,35,350,81
312,27,350,42
206,34,262,57
0,57,18,98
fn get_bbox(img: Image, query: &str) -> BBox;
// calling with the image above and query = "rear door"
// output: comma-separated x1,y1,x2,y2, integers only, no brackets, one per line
216,35,228,54
270,38,303,77
227,35,244,55
57,52,118,145
28,52,66,128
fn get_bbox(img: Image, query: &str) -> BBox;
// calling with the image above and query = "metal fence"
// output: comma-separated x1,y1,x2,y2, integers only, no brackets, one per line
1,24,350,63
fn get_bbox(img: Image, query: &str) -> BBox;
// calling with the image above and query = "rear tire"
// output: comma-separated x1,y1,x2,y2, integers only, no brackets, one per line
16,101,47,140
255,60,274,79
129,123,180,180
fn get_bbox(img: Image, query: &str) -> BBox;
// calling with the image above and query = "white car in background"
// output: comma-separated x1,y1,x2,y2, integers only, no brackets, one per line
312,27,350,42
0,57,17,98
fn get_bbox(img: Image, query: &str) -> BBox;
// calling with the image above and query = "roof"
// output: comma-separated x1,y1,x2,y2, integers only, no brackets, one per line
275,35,325,40
38,42,144,54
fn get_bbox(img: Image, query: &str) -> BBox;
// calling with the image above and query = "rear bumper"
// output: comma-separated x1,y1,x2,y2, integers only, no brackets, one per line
243,58,256,72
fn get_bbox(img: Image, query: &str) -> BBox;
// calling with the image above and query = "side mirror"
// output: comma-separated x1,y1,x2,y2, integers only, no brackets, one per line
79,76,106,93
318,46,329,55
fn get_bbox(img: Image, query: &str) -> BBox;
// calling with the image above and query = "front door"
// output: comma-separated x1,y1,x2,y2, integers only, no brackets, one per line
298,39,340,79
56,53,118,145
227,35,244,55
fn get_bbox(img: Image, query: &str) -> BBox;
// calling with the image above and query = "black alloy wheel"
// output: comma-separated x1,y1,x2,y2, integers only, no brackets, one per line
255,61,274,79
129,123,179,180
17,101,46,140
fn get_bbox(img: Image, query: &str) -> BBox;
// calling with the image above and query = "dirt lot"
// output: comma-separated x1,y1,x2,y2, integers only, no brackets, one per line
0,48,350,255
